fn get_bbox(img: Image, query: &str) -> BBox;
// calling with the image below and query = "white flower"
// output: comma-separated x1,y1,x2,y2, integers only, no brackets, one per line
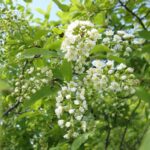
63,134,70,139
66,94,71,100
69,109,75,114
74,100,80,105
65,122,71,128
126,67,134,73
58,120,64,128
28,67,34,74
70,87,76,92
14,87,19,93
61,20,99,68
117,30,126,36
126,47,132,52
105,30,114,36
79,107,85,113
15,82,19,86
117,63,126,70
81,121,87,132
55,106,63,118
124,85,129,90
31,89,36,94
41,79,47,83
102,37,110,44
108,69,114,74
76,115,83,121
41,67,48,73
73,132,79,138
56,95,63,102
106,60,114,67
109,81,120,92
121,75,127,80
133,38,145,45
92,60,105,68
62,86,67,91
113,35,122,42
123,34,134,39
130,88,136,94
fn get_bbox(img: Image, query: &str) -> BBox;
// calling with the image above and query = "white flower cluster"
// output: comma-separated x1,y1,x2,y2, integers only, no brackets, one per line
11,66,53,102
83,60,140,121
55,81,88,139
61,20,99,73
84,60,138,96
100,30,145,56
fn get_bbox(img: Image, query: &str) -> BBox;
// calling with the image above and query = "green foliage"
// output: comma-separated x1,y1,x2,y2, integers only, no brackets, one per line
60,59,72,82
71,133,90,150
0,0,150,150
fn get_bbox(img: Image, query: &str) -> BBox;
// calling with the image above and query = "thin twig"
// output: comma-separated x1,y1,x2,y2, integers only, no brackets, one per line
3,60,28,117
104,114,111,150
119,99,141,150
105,127,111,150
132,122,150,148
118,0,147,30
3,100,21,116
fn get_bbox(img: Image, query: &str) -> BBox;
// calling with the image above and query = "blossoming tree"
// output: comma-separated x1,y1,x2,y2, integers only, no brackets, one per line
0,0,150,150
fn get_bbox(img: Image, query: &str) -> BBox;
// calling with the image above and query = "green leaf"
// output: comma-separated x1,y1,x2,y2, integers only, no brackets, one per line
34,29,48,40
16,111,40,120
52,27,63,34
45,2,52,20
107,55,126,63
24,0,32,2
140,129,150,150
90,44,110,54
60,59,72,81
71,133,90,150
93,13,105,25
0,80,10,91
21,48,58,58
24,85,59,108
139,31,150,40
142,44,150,53
35,8,45,15
53,0,69,12
44,39,62,50
136,87,150,103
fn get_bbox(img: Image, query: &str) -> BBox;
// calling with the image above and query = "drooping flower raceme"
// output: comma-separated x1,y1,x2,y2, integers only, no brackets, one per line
84,60,138,96
56,20,141,140
100,30,145,57
61,20,99,73
55,81,88,139
83,60,139,120
11,66,53,102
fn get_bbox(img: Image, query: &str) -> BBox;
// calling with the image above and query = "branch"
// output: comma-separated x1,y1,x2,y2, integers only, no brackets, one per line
118,0,147,30
141,10,150,20
104,114,111,150
119,99,141,150
105,127,111,150
132,122,150,148
3,60,28,117
3,100,21,116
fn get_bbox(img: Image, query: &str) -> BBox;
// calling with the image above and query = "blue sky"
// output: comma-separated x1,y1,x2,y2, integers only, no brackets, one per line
14,0,69,20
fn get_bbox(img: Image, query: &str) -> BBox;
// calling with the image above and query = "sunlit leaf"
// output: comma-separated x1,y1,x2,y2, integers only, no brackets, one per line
90,44,110,54
136,87,150,103
108,55,126,63
140,129,150,150
71,133,90,150
139,31,150,40
53,0,69,12
21,48,58,58
60,59,72,81
0,80,10,91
